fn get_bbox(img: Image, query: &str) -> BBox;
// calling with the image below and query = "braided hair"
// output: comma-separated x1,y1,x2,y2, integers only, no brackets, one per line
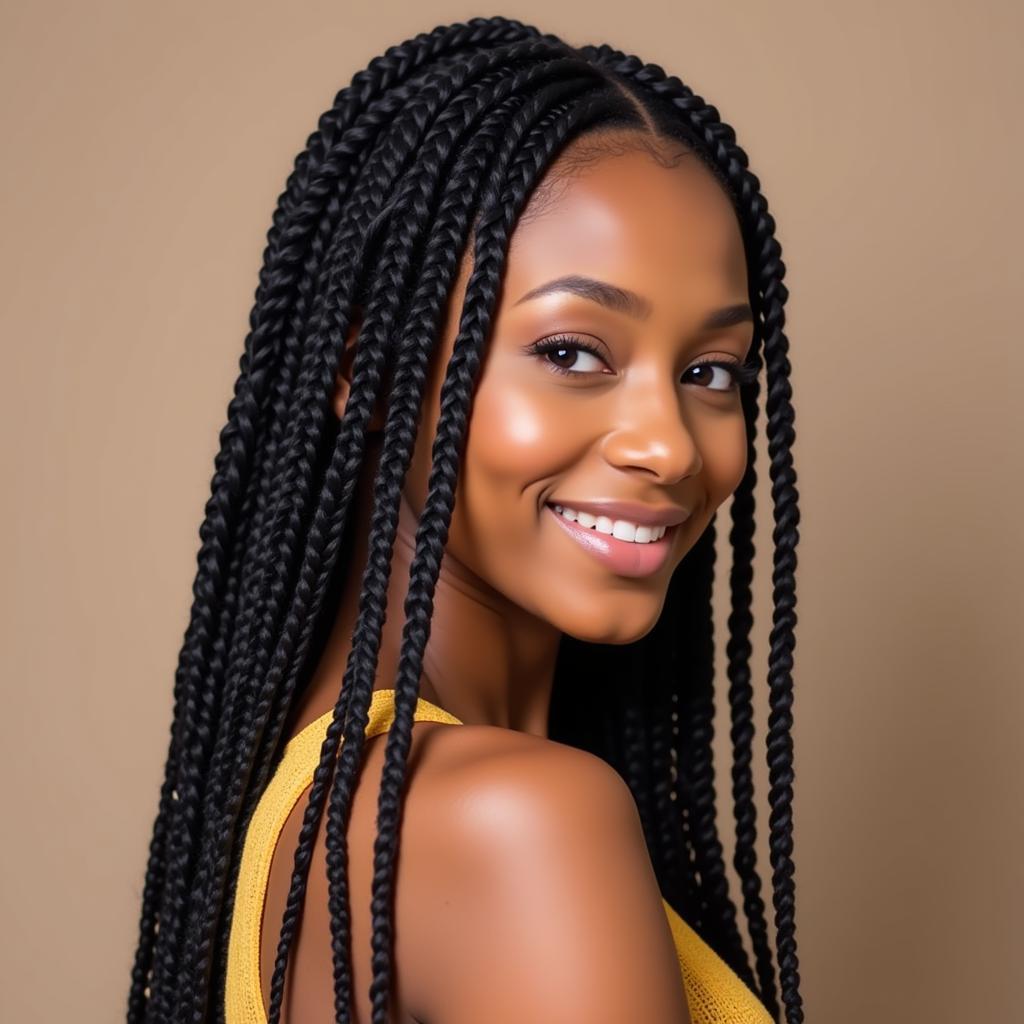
126,16,802,1024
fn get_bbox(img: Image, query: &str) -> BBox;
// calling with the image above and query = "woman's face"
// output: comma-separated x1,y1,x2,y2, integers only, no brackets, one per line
401,135,753,644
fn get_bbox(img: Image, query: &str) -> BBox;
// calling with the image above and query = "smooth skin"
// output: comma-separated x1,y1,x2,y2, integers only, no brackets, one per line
259,129,754,1024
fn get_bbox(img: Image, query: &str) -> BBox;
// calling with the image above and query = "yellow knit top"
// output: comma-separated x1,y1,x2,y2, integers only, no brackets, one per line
225,689,771,1024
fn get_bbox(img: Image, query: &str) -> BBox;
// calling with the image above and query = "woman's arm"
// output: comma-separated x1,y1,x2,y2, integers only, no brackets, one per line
409,730,692,1024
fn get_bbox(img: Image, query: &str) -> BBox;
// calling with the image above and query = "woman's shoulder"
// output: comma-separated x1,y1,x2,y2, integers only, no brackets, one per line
423,720,638,822
401,718,642,850
397,723,690,1023
417,717,627,784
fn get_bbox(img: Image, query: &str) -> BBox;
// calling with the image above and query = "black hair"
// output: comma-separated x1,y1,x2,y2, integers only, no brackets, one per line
126,16,802,1024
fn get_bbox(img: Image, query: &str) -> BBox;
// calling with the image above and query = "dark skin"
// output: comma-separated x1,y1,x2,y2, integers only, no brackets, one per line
259,129,754,1024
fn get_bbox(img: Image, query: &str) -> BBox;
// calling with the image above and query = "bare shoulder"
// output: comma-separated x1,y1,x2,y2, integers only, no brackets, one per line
401,721,642,854
413,718,635,798
397,723,691,1024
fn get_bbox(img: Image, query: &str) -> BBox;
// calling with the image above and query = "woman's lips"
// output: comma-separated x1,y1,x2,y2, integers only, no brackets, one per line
545,504,677,578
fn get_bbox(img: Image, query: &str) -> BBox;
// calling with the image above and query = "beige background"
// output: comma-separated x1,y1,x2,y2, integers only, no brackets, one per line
2,2,1021,1021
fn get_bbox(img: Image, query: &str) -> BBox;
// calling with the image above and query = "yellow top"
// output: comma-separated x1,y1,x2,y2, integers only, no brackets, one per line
225,689,771,1024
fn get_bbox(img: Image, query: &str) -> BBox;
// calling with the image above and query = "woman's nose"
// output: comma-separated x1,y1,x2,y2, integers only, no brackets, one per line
598,388,702,485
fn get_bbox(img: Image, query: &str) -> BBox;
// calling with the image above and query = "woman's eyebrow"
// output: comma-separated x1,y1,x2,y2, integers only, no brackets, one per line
514,274,651,318
513,274,753,329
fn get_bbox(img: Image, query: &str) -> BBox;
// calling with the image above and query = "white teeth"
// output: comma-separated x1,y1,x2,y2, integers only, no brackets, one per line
612,520,636,542
552,505,669,544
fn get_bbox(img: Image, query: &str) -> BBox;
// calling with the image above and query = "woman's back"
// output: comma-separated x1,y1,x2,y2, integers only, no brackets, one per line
227,689,771,1024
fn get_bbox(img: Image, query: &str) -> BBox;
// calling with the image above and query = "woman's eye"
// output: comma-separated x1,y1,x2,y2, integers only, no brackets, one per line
529,336,610,376
683,359,743,392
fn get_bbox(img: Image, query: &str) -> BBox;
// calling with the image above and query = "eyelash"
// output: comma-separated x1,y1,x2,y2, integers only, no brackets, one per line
527,334,760,390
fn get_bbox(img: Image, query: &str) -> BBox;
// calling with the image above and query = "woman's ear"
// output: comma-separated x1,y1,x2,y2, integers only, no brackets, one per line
332,305,385,431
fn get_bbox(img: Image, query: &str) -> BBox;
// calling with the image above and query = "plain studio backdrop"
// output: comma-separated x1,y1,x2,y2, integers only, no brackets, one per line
1,3,1020,1022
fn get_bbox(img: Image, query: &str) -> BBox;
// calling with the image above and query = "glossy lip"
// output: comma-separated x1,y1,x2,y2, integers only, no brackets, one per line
544,504,679,579
545,498,691,528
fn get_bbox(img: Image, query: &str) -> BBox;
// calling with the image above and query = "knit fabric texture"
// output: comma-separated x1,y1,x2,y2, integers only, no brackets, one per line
224,689,771,1023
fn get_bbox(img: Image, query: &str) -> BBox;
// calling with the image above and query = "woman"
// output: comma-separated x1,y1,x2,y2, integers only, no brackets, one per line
127,16,802,1024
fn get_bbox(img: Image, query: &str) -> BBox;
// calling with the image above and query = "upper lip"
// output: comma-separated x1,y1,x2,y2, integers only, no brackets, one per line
547,498,691,528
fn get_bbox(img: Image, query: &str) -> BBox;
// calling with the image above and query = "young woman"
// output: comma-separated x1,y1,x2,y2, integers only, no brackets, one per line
126,16,803,1024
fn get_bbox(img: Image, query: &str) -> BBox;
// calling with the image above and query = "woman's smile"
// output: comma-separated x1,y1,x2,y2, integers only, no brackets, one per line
544,502,682,578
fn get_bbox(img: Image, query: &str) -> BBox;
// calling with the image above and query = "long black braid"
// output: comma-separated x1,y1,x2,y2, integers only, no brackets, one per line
127,17,802,1024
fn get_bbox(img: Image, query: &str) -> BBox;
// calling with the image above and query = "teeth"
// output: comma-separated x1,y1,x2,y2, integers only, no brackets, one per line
553,505,668,544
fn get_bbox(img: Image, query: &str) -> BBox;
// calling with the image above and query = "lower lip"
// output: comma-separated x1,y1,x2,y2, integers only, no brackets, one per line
545,504,679,578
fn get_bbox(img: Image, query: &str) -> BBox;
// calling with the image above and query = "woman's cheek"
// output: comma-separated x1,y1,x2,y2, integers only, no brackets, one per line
464,390,546,502
696,410,749,508
451,378,566,571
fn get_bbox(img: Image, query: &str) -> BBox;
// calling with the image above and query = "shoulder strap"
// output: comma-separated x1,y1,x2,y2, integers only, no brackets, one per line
365,688,463,737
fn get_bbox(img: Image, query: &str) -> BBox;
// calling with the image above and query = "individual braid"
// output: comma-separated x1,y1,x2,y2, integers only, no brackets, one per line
645,647,686,904
619,638,657,858
760,263,802,1024
725,370,781,1018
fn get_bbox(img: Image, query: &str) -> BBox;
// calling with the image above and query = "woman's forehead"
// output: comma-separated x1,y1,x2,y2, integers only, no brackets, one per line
504,146,747,306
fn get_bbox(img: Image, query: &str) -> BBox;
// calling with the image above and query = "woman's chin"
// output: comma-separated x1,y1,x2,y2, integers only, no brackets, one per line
553,598,666,646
